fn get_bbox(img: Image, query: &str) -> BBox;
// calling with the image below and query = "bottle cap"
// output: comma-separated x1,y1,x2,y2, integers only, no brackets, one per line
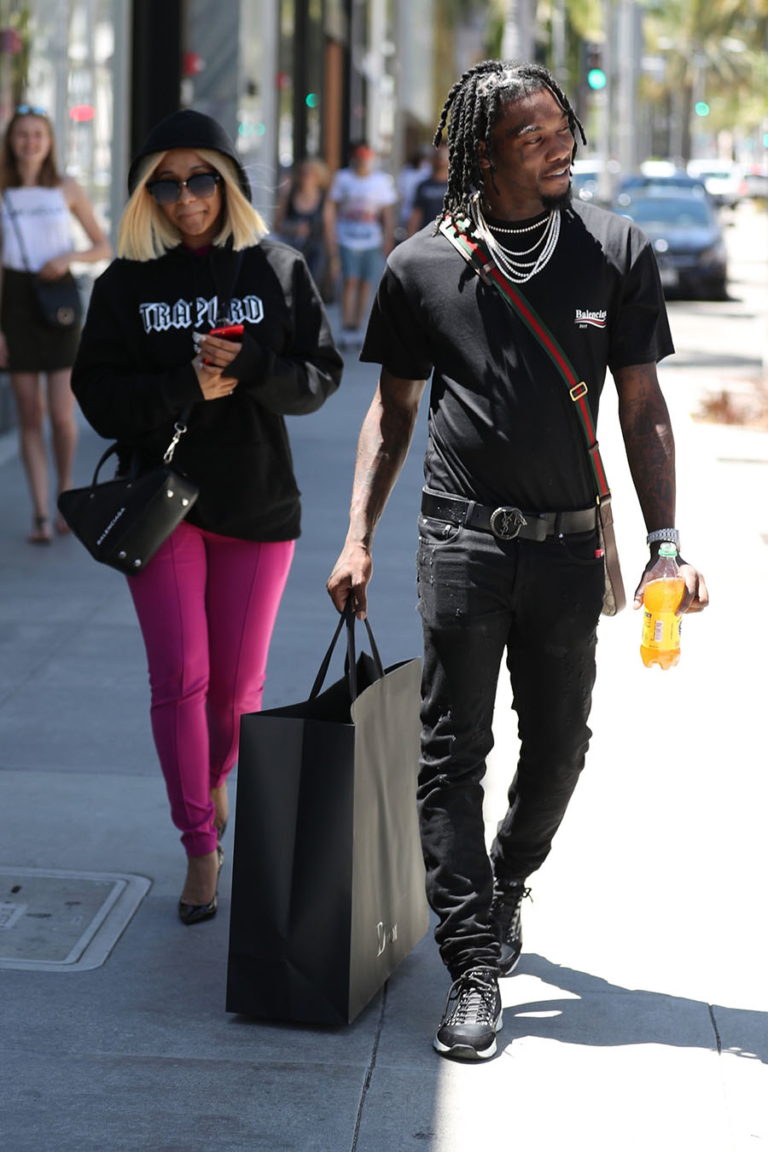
659,542,678,558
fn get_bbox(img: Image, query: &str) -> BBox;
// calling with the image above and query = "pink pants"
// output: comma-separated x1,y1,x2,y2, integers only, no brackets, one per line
128,520,294,857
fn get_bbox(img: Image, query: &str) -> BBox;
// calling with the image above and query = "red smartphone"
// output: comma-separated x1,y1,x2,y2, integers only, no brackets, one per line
203,323,243,365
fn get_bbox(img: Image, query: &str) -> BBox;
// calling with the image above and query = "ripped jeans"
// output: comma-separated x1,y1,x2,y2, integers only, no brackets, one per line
415,512,605,979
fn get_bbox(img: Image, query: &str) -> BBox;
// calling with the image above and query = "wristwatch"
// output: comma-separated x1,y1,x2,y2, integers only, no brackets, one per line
646,528,680,548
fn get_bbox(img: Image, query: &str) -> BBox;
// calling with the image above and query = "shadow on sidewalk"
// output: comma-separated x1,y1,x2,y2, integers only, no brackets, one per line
502,953,767,1063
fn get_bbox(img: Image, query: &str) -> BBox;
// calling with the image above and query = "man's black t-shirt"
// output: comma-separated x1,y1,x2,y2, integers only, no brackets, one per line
361,199,674,512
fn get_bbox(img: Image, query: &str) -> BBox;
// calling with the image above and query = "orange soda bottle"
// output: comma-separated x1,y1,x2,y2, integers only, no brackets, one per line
640,542,685,669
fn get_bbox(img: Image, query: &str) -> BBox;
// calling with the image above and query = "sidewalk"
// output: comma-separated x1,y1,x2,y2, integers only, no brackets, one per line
1,341,767,1151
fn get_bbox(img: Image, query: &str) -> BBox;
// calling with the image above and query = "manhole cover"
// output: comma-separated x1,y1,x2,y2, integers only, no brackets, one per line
0,868,151,971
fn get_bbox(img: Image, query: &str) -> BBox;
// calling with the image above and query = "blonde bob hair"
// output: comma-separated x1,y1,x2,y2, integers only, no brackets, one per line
117,148,267,261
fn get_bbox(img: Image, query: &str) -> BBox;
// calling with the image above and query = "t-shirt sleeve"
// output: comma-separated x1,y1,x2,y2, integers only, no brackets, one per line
608,233,675,372
328,170,344,203
360,263,434,381
378,174,398,208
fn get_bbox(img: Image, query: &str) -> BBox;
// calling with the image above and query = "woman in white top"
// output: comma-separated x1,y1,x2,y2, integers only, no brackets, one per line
0,105,111,543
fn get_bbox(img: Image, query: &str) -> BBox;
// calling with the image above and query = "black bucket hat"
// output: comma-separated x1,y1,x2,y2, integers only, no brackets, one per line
127,109,251,200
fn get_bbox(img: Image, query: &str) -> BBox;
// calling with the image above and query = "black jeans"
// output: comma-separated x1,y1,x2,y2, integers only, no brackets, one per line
415,512,605,979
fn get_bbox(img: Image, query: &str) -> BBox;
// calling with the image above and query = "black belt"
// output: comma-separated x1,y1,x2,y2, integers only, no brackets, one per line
421,489,597,542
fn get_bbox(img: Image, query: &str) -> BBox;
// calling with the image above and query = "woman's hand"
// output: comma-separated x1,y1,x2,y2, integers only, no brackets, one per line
193,332,242,370
192,333,242,400
192,355,239,400
38,254,73,281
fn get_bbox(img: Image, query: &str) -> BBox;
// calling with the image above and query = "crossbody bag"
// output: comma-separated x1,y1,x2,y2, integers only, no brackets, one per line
4,190,83,330
439,212,626,616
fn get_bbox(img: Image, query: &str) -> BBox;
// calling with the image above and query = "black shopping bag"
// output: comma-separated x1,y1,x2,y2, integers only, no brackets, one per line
226,608,428,1025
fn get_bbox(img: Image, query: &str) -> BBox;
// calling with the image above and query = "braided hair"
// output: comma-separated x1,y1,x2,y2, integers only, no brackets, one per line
433,60,586,222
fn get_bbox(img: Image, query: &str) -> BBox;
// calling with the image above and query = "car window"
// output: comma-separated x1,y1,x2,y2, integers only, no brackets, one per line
621,198,711,226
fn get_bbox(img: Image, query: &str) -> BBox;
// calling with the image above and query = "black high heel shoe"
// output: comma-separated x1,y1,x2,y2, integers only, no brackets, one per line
178,845,224,926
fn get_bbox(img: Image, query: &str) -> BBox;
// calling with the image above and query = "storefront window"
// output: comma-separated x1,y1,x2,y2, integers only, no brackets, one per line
0,0,126,238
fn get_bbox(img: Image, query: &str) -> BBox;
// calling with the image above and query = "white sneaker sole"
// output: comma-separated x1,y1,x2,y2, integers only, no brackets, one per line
498,950,521,978
433,1013,503,1060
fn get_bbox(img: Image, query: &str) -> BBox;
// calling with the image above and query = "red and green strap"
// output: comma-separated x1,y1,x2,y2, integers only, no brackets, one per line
440,214,610,500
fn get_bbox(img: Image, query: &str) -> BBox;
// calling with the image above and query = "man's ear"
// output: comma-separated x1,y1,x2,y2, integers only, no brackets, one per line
477,140,491,171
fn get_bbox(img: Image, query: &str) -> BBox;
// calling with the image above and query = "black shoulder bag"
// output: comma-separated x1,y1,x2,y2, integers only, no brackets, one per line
57,417,199,575
4,190,83,330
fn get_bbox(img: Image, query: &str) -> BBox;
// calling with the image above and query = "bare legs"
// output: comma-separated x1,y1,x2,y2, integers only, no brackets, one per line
48,369,78,532
341,276,372,330
10,368,78,540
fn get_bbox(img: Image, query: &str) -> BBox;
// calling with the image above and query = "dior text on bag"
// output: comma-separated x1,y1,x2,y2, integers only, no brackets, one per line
57,417,199,575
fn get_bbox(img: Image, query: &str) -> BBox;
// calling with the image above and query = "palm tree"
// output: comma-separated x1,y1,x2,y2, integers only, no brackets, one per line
642,0,768,160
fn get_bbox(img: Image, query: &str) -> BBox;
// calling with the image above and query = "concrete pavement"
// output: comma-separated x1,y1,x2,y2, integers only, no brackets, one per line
1,243,767,1149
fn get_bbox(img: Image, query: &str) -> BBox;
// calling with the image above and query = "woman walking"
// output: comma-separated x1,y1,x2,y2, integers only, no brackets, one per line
71,110,342,924
273,157,338,288
0,105,111,542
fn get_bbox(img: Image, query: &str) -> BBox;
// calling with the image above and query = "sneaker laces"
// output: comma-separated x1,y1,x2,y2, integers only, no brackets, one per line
443,968,498,1027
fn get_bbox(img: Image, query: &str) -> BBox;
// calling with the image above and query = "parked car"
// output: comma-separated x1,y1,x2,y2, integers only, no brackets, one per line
613,188,728,300
571,157,618,206
618,169,710,200
742,164,768,199
686,159,747,207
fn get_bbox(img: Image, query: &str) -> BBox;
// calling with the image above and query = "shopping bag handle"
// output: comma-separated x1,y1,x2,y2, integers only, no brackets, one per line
309,602,385,701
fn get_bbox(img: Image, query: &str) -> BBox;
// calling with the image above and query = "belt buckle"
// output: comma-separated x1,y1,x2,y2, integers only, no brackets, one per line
489,506,527,541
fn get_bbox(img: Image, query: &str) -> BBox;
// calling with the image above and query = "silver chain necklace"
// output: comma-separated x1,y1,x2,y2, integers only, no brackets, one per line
486,214,550,236
469,193,560,284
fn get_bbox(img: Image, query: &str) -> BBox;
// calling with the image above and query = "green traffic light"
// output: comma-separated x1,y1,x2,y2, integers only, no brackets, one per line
695,101,710,117
306,93,318,108
587,68,607,90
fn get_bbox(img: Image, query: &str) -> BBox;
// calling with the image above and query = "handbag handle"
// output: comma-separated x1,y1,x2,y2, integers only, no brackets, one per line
309,602,385,702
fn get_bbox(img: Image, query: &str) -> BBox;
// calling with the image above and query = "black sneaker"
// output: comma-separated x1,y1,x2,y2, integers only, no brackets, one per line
490,879,531,976
433,967,503,1060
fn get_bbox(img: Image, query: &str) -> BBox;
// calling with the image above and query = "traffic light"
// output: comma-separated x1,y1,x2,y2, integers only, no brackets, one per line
585,43,607,91
694,101,710,117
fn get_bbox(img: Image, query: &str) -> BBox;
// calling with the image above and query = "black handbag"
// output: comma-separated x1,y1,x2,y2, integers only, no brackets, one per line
57,415,199,575
5,191,83,330
33,272,82,329
226,607,429,1025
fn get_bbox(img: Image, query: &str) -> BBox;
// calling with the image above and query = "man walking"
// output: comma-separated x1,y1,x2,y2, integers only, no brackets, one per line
327,61,708,1061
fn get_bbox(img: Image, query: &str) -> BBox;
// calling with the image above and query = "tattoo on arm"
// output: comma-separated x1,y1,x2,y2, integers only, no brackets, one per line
347,374,425,547
616,363,676,530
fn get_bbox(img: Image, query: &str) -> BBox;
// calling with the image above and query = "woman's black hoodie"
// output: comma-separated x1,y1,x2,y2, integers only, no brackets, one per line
71,239,342,541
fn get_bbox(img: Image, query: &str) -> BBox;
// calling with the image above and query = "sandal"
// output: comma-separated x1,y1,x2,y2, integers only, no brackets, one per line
55,510,72,536
28,515,52,545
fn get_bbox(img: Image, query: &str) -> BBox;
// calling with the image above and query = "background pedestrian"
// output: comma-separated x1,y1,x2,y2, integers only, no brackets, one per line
407,141,450,236
0,103,110,543
273,157,338,292
327,141,397,348
71,110,342,927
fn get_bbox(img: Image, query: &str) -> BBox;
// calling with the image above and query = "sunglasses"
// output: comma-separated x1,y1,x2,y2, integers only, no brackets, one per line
15,104,47,116
146,172,222,205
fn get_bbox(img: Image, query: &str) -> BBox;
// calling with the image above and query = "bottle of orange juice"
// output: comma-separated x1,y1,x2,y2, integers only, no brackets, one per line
640,542,685,669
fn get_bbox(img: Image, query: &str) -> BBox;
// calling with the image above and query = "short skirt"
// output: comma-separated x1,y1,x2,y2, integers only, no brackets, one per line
1,266,81,371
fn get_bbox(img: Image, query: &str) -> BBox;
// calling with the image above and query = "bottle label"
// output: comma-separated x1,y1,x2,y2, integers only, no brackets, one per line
642,609,682,650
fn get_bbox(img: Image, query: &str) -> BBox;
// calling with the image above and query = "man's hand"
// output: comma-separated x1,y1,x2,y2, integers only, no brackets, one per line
0,332,8,369
327,541,372,619
633,554,709,615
